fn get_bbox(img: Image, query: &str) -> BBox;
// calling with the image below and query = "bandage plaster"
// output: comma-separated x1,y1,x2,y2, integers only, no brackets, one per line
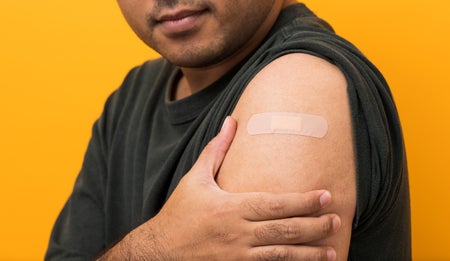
247,112,328,138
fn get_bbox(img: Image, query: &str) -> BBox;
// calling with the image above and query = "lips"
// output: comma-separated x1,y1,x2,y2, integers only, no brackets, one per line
154,8,208,37
157,9,206,23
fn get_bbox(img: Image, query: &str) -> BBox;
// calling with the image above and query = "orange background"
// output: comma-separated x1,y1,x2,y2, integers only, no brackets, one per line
1,0,449,260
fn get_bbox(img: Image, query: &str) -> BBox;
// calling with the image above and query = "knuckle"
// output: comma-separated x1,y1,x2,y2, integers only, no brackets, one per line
314,249,329,261
282,223,298,240
280,222,301,241
213,229,241,245
260,196,287,216
246,199,266,218
320,216,334,236
255,247,292,261
266,198,287,216
254,222,300,242
245,194,288,219
305,194,320,211
294,249,328,261
255,223,282,241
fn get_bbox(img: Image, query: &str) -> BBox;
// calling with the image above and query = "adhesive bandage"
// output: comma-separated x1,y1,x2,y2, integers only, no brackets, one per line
247,112,328,138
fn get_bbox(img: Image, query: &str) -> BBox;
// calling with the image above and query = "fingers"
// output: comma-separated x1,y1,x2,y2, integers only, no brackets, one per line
251,214,341,246
249,245,336,261
190,116,237,180
238,190,340,248
241,190,332,221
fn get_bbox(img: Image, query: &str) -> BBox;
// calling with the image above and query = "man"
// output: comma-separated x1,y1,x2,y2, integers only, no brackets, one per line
46,0,411,260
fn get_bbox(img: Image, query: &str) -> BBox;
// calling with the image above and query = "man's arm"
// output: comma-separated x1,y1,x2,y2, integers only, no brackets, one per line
217,53,357,261
98,117,340,261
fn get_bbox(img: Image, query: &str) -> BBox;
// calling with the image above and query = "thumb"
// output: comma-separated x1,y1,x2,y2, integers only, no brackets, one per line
191,116,237,182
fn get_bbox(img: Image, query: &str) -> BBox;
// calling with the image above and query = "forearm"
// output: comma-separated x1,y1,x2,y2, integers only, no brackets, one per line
98,118,339,261
97,220,168,261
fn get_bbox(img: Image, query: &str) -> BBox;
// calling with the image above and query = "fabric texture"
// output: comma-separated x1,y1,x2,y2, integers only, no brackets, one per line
46,3,411,260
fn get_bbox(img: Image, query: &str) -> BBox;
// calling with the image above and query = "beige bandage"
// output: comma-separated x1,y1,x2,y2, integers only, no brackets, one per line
247,112,328,138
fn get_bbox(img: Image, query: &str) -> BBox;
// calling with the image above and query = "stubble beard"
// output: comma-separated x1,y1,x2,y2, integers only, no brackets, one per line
151,34,243,68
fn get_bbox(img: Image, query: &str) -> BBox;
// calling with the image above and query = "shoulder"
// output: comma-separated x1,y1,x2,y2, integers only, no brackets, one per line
219,52,355,193
254,53,345,92
217,53,356,259
233,53,348,130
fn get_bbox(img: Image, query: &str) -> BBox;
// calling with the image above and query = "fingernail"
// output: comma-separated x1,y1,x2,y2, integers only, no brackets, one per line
220,117,230,132
327,248,336,261
319,191,331,207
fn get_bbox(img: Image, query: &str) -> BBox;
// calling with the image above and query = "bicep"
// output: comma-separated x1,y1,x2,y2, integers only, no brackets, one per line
217,53,356,260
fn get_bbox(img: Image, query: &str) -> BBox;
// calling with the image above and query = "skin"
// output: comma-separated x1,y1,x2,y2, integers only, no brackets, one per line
97,0,356,259
218,53,357,260
117,0,298,96
99,118,340,260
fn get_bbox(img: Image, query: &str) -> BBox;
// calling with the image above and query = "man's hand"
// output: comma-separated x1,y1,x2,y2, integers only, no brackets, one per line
99,117,340,261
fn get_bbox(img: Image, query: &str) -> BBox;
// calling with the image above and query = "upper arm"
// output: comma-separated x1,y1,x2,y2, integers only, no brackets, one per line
216,53,356,260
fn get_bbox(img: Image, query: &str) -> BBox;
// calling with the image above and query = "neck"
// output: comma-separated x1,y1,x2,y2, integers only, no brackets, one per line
173,1,297,100
176,48,249,99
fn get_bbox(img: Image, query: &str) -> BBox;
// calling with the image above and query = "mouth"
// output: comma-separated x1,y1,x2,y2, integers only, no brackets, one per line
153,8,209,37
156,9,208,24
